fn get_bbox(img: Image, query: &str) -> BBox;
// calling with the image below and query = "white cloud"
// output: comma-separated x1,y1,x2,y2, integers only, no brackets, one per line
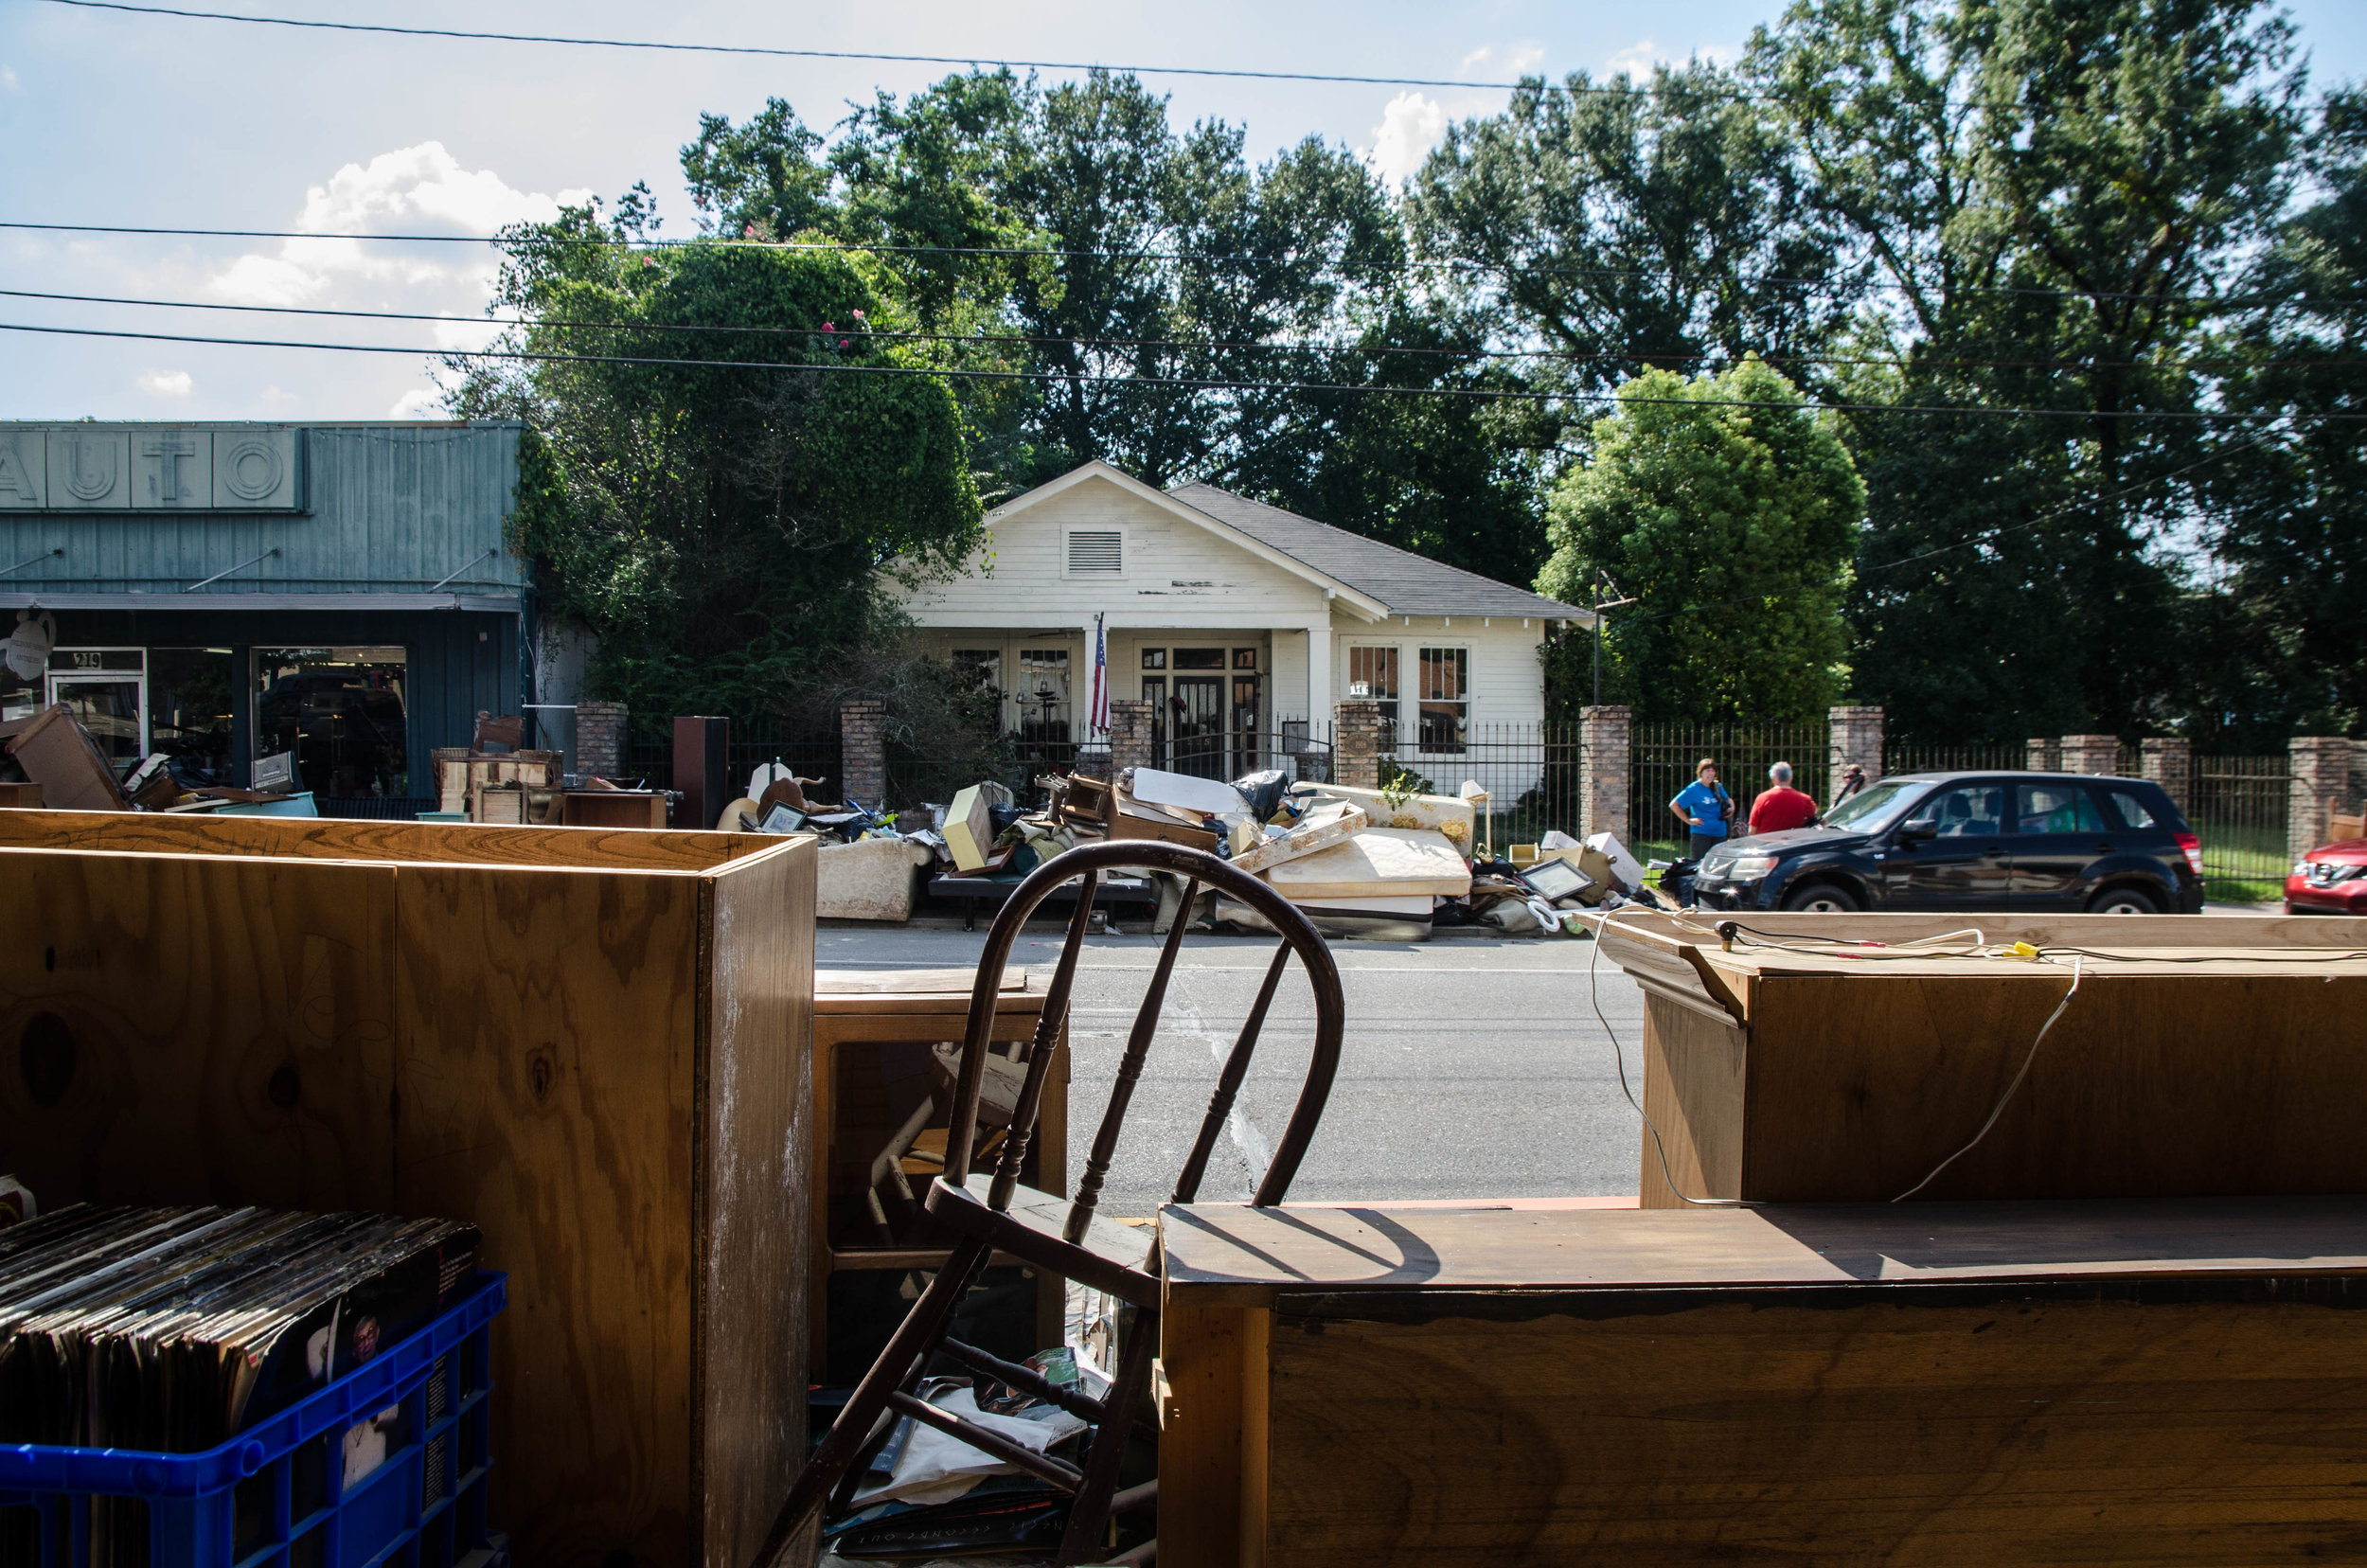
1366,92,1450,187
136,368,193,399
1,65,19,92
206,142,593,309
1505,45,1546,76
387,387,446,419
1460,45,1493,72
1605,39,1662,77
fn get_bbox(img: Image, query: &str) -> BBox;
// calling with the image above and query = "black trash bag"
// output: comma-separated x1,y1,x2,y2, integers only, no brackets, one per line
988,803,1028,836
1230,769,1290,820
1665,856,1700,908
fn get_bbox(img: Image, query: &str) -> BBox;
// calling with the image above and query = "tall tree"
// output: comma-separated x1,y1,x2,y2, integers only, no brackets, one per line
451,212,982,724
1536,360,1866,722
1756,0,2307,740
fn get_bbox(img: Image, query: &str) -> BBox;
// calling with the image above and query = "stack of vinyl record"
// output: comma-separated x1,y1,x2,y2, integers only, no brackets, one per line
0,1204,481,1452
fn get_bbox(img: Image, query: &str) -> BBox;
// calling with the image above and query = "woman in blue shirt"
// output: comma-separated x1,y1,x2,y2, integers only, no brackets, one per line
1669,758,1734,861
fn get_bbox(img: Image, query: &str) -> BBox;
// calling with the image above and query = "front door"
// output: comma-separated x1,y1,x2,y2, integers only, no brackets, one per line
1169,677,1224,777
2010,780,2113,908
1883,781,2013,907
46,673,145,773
1230,672,1261,775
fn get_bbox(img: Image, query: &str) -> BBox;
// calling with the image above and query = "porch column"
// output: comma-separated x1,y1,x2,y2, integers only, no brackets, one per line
1304,616,1332,738
1335,700,1383,788
2290,737,2353,861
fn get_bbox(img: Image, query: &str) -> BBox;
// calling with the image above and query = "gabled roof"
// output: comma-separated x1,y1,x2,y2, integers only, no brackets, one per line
1168,482,1588,622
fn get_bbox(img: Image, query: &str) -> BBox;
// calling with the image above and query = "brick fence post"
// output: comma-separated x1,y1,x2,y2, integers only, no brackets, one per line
2290,737,2354,861
1334,700,1383,789
1108,699,1154,775
1827,705,1884,793
576,699,626,778
2026,737,2060,772
1579,704,1631,843
840,699,887,809
2140,738,2193,815
2058,734,2121,775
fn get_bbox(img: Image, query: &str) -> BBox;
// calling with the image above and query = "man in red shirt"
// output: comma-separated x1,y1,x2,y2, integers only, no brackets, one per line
1748,760,1820,834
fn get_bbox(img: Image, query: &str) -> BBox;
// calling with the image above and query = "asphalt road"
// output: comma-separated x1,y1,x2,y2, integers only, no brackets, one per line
814,925,1646,1219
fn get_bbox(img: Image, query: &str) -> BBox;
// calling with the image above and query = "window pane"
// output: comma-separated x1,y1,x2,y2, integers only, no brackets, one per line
1174,648,1225,670
1416,701,1466,754
255,646,409,796
1141,648,1166,670
1913,785,2006,835
1417,647,1467,702
1346,646,1397,698
51,679,144,767
2018,783,2105,834
1232,648,1258,670
151,647,237,784
2107,790,2157,829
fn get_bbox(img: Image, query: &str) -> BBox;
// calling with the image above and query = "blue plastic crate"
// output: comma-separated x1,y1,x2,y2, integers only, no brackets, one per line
0,1272,507,1568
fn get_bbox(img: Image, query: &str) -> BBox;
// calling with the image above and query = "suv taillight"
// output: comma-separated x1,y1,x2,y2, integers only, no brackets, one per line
2174,831,2203,876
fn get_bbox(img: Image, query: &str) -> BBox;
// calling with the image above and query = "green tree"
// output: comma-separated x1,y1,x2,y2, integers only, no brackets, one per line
1536,360,1866,722
1754,0,2306,740
453,210,983,726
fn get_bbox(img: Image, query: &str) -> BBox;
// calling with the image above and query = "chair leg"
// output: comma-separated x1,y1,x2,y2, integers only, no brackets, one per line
749,1236,992,1568
1055,1305,1161,1567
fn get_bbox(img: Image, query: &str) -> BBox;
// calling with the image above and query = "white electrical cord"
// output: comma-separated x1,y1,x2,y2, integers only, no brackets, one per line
1891,955,2084,1203
1582,906,1754,1208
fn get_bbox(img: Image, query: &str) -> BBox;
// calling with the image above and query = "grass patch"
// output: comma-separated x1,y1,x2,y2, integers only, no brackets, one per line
2204,878,2284,906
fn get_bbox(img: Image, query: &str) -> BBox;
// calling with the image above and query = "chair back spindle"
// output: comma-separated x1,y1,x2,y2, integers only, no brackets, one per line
1065,879,1198,1243
947,867,1099,1186
1173,940,1293,1205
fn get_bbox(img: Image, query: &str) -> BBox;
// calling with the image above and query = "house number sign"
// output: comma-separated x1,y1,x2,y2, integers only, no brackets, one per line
0,424,305,511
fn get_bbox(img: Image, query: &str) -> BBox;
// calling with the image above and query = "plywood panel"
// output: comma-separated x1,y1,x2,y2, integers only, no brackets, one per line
391,863,703,1566
0,850,397,1212
1637,993,1746,1209
1743,971,2367,1202
1157,1303,1260,1568
1262,1279,2367,1565
697,840,815,1568
0,808,763,870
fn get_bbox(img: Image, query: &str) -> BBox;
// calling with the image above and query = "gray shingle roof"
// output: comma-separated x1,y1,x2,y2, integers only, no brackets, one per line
1167,482,1588,621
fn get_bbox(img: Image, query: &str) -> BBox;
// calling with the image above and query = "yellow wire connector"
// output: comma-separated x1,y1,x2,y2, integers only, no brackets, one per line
2004,940,2043,960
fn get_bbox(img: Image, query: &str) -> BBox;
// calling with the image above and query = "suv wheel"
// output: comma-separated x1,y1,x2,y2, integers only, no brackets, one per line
2086,885,2160,915
1781,881,1861,913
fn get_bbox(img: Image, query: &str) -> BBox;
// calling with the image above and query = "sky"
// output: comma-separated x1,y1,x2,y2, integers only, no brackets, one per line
2,0,2363,424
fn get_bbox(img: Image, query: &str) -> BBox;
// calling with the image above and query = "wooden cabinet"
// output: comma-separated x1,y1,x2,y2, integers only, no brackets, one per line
812,968,1066,1379
0,811,813,1568
1158,1196,2367,1567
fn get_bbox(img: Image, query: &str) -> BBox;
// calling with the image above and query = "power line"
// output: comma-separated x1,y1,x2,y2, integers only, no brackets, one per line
32,0,1544,91
4,319,2358,422
8,219,2358,313
11,284,2359,374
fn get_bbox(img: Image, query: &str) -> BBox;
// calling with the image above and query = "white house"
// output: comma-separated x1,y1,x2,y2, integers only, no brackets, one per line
895,461,1589,777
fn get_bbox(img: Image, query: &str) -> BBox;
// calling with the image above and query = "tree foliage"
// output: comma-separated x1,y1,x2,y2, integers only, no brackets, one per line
1537,361,1866,722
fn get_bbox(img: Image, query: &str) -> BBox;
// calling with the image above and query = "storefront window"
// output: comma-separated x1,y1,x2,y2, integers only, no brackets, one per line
255,647,410,797
151,648,237,784
47,649,147,772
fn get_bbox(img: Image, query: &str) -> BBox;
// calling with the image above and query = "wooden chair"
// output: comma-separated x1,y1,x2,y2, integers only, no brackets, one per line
755,840,1346,1568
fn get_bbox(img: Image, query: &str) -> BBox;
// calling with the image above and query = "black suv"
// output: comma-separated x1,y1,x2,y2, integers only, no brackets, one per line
1688,772,2204,915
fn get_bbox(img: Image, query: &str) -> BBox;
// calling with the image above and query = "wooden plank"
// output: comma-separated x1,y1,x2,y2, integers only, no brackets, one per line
0,850,397,1212
1638,992,1746,1208
1598,907,2367,950
1157,1303,1256,1568
0,807,769,869
391,861,703,1566
1159,1195,2367,1308
1260,1278,2367,1565
697,838,815,1568
1736,969,2367,1202
816,966,1027,997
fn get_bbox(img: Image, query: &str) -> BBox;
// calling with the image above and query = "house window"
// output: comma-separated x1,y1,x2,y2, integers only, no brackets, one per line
1346,646,1399,749
1064,529,1124,577
1016,648,1072,751
1173,648,1225,670
1141,648,1166,670
1416,647,1468,754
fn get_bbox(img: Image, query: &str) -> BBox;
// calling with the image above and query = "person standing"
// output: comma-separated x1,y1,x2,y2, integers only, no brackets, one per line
1669,758,1734,861
1832,762,1868,808
1749,761,1820,834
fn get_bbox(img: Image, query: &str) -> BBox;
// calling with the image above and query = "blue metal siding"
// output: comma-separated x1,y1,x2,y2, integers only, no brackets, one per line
0,423,526,595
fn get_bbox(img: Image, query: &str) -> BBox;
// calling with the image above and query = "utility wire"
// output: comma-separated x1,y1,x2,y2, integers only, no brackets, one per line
7,319,2358,422
6,220,2359,312
9,285,2358,374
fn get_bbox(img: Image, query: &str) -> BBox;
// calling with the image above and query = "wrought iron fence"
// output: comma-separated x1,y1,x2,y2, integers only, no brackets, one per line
2191,754,2289,894
1173,729,1334,787
622,728,843,802
1375,722,1584,855
1882,740,2029,775
1628,721,1831,858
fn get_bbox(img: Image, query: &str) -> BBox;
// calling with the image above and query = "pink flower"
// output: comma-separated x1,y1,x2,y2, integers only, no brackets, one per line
823,321,835,332
839,338,849,348
852,308,866,320
742,223,756,238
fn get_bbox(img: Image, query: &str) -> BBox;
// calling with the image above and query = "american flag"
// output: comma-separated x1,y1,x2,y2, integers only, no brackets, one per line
1088,613,1111,734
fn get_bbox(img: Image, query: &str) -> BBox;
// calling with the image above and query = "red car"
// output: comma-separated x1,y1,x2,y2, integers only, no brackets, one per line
2287,833,2367,914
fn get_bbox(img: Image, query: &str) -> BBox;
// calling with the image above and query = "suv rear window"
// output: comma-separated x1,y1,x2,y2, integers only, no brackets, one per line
2105,790,2158,829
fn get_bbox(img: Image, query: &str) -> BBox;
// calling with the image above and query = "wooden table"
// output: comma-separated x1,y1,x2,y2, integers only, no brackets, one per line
812,968,1066,1375
1156,1195,2367,1566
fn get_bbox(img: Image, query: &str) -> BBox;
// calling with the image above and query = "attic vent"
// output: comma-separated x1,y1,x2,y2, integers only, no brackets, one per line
1066,529,1123,576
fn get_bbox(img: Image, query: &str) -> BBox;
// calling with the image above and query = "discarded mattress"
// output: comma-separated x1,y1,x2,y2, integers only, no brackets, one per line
1263,827,1473,900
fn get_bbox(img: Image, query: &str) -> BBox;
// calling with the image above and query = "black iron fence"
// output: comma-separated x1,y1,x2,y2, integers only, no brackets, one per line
623,727,843,803
1628,721,1830,858
2192,754,2289,895
1882,740,2028,775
